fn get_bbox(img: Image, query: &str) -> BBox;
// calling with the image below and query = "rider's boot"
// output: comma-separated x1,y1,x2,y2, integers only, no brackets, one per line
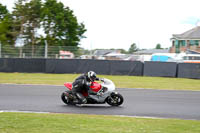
75,93,87,104
73,99,79,104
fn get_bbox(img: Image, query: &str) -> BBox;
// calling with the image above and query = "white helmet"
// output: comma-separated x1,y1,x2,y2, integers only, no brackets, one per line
87,71,97,81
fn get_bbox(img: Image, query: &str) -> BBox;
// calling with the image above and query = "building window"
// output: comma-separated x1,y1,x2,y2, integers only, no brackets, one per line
174,40,186,46
189,40,199,46
180,40,186,46
175,40,179,46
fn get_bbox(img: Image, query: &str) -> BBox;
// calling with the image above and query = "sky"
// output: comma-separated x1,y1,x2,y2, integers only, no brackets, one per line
1,0,200,50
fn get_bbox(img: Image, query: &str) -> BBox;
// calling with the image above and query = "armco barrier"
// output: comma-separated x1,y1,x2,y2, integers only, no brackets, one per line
177,63,200,79
78,60,111,75
1,58,200,79
45,59,80,73
109,60,143,75
0,58,15,72
143,61,177,77
46,59,143,76
13,58,46,73
0,58,46,73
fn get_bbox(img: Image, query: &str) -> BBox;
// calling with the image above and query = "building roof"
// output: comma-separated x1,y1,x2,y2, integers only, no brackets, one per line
172,26,200,40
134,49,169,55
93,49,119,56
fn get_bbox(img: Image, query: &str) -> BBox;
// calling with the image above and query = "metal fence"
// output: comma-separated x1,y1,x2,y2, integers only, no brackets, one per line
0,44,90,59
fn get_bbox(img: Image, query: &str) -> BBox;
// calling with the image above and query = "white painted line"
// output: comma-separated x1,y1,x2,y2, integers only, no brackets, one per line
0,110,169,120
1,110,198,120
115,115,168,120
0,110,165,119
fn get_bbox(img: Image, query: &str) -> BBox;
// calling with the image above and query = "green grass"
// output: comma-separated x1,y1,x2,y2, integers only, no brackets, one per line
0,112,200,133
0,72,200,91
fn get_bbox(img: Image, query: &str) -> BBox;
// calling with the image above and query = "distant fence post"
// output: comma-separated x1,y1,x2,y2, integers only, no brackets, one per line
45,40,48,58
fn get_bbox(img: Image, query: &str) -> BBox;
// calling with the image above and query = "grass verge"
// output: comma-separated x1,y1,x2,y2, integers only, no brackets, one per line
0,112,200,133
0,72,200,91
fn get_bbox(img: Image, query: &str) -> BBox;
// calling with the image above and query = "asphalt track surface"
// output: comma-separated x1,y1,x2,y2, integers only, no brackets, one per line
0,84,200,120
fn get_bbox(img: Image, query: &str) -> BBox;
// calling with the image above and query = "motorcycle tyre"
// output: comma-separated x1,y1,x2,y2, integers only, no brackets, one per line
106,93,124,106
61,91,70,105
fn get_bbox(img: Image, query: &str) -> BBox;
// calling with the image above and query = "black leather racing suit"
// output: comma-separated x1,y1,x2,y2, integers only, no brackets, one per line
72,74,98,104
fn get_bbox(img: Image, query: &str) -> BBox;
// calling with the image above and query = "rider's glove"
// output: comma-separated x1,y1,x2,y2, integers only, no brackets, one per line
86,81,91,87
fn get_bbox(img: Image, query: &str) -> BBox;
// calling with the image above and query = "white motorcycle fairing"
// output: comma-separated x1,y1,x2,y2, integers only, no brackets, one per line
89,78,116,102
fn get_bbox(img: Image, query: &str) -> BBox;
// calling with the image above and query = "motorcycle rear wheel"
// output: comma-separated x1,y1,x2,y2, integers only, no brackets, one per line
106,93,124,106
61,91,70,105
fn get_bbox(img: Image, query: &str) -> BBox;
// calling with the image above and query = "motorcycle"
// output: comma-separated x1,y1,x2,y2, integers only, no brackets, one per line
61,78,124,106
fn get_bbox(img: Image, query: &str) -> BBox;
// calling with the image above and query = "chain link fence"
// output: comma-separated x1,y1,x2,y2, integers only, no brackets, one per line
0,44,91,59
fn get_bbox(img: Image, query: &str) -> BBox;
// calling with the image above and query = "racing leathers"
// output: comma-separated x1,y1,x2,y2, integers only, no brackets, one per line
72,73,99,104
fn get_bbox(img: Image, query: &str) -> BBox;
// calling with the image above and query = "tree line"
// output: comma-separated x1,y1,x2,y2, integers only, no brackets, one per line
0,0,86,56
0,0,165,57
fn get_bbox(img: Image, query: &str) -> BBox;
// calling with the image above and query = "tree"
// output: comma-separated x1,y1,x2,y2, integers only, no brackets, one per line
10,0,86,56
0,3,8,20
41,0,86,48
12,0,29,46
128,43,138,53
155,43,162,49
0,3,9,44
24,0,42,56
0,3,14,45
0,0,86,57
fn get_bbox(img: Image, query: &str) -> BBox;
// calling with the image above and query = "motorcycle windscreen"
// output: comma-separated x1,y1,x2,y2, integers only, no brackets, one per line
90,82,102,92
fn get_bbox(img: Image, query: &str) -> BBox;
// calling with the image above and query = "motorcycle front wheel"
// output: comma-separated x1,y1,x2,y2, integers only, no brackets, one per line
61,91,70,105
106,93,124,106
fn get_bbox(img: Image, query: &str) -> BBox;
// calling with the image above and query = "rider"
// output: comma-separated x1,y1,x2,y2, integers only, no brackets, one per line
72,71,99,104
